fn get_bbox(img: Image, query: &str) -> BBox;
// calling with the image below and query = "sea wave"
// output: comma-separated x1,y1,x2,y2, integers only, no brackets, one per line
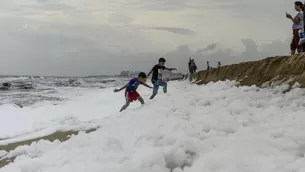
0,76,129,107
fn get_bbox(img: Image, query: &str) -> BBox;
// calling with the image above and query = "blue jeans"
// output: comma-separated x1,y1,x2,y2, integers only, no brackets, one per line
152,79,167,95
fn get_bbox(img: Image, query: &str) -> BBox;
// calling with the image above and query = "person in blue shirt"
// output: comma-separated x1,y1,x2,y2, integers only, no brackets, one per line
114,72,153,112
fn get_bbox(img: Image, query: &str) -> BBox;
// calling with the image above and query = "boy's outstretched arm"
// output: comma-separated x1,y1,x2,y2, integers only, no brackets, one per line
142,82,153,89
114,84,128,92
165,67,177,71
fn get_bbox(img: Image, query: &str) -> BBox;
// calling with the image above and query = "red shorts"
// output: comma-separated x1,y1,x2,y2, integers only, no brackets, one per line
291,29,302,52
125,91,140,102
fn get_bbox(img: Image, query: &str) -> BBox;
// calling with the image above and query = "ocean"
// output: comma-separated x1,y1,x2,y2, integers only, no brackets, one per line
0,76,129,107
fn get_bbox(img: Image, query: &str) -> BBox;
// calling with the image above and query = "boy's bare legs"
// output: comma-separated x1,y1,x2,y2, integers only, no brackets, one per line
120,97,144,112
138,97,144,104
120,100,130,112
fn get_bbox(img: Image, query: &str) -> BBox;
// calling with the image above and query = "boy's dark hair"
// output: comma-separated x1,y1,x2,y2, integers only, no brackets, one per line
138,72,147,78
295,1,304,10
159,57,166,62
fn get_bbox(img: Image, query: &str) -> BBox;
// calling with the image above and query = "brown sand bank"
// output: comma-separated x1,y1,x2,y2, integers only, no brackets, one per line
196,53,305,87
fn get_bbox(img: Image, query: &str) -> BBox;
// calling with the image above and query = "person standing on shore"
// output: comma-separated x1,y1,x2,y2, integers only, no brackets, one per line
302,0,305,51
188,58,197,82
217,61,221,68
286,1,304,55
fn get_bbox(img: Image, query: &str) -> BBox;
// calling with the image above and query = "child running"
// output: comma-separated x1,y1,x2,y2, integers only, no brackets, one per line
147,57,176,100
113,72,153,112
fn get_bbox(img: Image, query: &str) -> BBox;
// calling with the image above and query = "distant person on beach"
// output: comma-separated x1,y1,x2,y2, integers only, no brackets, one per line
147,57,177,100
188,58,197,73
286,1,304,55
207,61,210,70
217,61,221,68
188,58,197,82
113,72,152,112
303,1,305,52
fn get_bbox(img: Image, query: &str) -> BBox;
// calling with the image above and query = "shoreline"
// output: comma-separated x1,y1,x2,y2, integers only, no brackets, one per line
0,128,97,169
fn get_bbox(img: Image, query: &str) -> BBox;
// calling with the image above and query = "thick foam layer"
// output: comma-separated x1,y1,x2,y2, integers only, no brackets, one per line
2,81,305,171
0,87,118,142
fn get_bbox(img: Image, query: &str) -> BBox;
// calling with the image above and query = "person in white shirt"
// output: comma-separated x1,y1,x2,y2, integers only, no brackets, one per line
286,1,304,55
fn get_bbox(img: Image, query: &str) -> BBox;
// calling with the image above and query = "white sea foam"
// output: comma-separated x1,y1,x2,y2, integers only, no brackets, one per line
1,80,305,172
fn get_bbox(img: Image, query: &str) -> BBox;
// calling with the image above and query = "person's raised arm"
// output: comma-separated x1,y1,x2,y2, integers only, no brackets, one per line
286,13,301,24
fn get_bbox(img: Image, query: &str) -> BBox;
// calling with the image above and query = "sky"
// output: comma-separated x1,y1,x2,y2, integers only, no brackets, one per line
0,0,298,76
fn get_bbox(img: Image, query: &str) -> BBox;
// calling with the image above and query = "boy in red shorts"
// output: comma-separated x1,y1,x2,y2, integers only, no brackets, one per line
114,72,153,112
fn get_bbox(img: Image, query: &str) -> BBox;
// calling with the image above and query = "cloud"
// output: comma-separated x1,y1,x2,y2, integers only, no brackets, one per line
0,22,291,76
137,0,248,11
206,44,217,50
232,14,252,18
107,14,133,24
36,0,48,2
21,3,73,11
196,44,217,54
0,16,160,76
0,0,295,76
160,38,290,72
138,0,186,11
134,26,195,35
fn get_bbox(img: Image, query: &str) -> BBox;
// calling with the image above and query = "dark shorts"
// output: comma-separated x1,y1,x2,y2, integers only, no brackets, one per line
125,91,140,102
291,29,302,52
